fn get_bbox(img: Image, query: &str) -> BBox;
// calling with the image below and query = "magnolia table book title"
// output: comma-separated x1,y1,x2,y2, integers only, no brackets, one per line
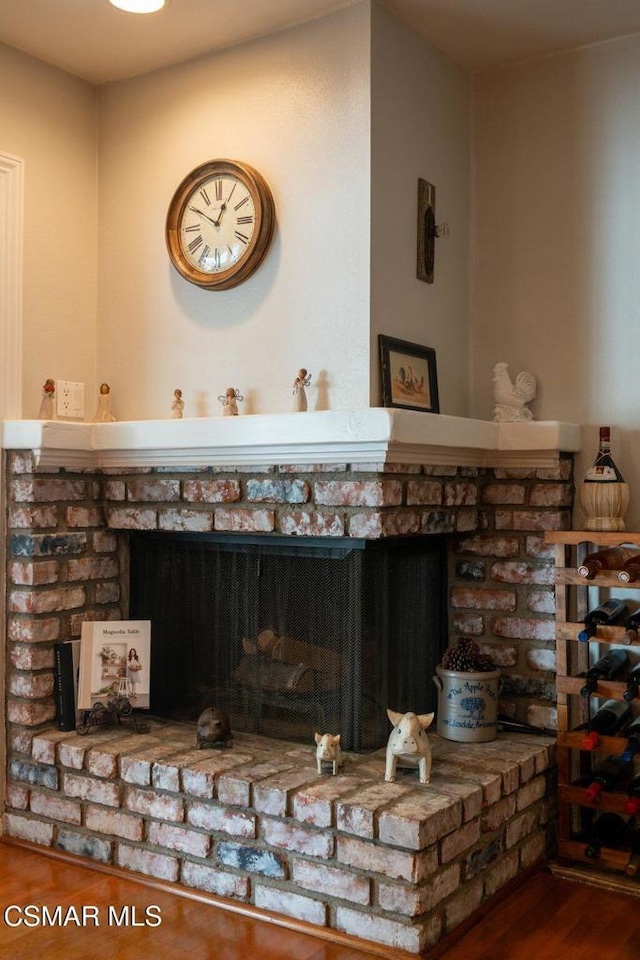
78,621,151,710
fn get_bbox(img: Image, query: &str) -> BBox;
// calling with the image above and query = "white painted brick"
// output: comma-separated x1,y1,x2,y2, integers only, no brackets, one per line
440,819,481,863
337,835,437,883
378,793,462,851
30,791,82,825
377,862,460,917
148,821,210,858
182,861,250,900
63,773,120,807
124,786,184,822
444,878,484,932
188,801,256,838
254,884,327,925
117,843,179,882
4,812,54,846
336,906,422,953
86,806,144,842
517,775,547,812
292,860,370,904
484,848,520,898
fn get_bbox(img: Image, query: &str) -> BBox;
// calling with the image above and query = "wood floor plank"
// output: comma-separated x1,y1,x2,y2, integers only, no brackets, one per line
435,869,640,960
3,841,640,960
0,841,386,960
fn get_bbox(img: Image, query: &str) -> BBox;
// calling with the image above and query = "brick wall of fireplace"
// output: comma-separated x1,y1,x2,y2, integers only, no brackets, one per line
2,449,572,954
5,451,572,736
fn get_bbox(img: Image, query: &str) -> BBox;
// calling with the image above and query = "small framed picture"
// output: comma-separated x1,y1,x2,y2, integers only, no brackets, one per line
379,335,440,413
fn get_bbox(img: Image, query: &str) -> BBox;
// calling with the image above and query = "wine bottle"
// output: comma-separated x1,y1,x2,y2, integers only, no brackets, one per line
625,829,640,876
623,663,640,702
578,546,640,579
583,755,632,802
577,598,627,642
625,772,640,815
581,699,631,750
579,648,629,697
618,557,640,583
584,811,629,859
618,608,640,646
583,427,625,483
620,716,640,761
580,427,629,533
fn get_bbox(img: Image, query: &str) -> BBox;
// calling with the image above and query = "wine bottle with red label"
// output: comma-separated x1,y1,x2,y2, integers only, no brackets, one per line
581,699,631,750
583,755,632,802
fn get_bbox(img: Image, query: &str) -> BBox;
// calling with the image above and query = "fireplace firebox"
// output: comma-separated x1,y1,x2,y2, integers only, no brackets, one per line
129,533,447,750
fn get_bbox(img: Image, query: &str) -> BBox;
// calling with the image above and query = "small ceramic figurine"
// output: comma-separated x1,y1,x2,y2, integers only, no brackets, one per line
292,368,311,412
492,362,536,422
38,378,56,420
196,707,233,749
171,388,184,419
218,387,243,416
315,732,343,775
384,709,434,784
93,382,117,423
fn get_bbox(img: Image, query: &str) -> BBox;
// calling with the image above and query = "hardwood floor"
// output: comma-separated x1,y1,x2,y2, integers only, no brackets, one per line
0,840,388,960
1,840,640,960
432,868,640,960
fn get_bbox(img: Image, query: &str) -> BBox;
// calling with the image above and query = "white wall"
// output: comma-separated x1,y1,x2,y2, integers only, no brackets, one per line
0,44,98,417
97,5,371,421
370,2,471,416
472,35,640,527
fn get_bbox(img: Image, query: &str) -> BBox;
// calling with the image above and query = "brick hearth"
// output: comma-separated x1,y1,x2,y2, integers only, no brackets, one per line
6,721,553,955
2,446,572,954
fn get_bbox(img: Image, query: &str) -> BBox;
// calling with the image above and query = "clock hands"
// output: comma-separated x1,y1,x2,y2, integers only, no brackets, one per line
188,205,218,227
213,182,238,225
189,202,228,228
213,201,226,226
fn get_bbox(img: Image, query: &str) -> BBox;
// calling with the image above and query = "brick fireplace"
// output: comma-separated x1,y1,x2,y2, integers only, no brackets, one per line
1,412,576,954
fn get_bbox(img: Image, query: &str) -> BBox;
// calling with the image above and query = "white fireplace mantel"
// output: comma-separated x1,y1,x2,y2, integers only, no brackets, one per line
0,410,581,470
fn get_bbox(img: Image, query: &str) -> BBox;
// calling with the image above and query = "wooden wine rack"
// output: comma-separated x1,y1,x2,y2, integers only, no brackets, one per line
545,531,640,888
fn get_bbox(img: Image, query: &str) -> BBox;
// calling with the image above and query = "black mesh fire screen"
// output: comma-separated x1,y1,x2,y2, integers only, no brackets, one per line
129,533,446,750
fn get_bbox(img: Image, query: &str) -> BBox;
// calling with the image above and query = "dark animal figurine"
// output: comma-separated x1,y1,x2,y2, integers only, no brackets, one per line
196,707,233,749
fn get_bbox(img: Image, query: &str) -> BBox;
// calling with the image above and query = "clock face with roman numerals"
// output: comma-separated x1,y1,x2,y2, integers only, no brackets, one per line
166,159,275,291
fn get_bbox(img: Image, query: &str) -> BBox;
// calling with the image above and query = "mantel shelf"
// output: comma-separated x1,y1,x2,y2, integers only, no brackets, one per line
0,409,582,470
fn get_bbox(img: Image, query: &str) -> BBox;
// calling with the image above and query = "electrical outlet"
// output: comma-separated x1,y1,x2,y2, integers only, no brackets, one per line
56,380,85,420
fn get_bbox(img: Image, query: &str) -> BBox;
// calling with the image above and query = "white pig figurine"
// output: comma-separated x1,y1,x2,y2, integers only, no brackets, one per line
315,732,342,775
384,709,434,784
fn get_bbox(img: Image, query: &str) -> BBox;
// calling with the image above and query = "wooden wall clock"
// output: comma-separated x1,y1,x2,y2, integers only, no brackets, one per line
166,159,275,290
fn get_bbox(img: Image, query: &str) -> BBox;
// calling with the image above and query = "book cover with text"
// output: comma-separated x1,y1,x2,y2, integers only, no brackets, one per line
78,621,151,710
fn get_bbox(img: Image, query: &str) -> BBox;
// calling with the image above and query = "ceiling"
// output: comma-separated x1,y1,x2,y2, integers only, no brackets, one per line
1,0,640,85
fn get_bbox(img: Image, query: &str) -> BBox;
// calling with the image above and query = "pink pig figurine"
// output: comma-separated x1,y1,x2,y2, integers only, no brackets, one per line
315,732,342,775
384,709,434,784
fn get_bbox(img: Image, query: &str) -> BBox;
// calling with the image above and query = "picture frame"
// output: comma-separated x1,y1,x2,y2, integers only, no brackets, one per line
417,178,436,283
379,335,440,413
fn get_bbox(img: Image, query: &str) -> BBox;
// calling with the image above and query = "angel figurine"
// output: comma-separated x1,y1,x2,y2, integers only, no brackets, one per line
218,387,243,416
92,382,117,423
171,388,185,419
292,368,311,412
38,378,56,420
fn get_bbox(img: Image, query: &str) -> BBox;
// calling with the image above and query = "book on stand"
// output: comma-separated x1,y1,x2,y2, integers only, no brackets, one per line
78,621,151,711
54,639,81,731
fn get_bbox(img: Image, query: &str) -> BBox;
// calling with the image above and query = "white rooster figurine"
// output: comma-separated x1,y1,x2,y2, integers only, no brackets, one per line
492,362,537,422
